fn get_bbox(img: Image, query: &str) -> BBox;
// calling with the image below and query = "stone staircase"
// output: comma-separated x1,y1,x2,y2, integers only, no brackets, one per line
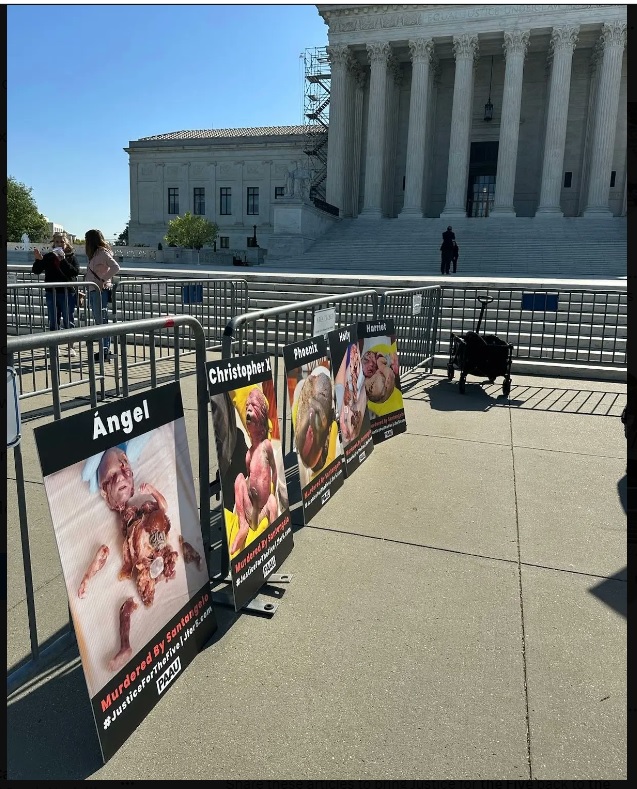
265,216,627,279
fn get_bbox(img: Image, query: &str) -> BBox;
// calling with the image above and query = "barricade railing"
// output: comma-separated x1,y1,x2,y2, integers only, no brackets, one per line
7,282,107,403
111,278,249,397
221,289,379,456
6,316,212,696
438,286,627,371
380,285,442,375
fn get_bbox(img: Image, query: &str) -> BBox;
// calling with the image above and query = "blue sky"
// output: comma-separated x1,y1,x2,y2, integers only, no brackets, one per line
7,4,328,239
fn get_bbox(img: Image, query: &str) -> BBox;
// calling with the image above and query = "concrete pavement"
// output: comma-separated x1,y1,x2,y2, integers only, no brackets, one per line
6,367,627,780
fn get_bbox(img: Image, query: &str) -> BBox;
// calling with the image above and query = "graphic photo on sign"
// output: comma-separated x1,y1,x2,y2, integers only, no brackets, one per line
327,324,374,476
283,335,345,523
358,319,407,445
34,383,216,762
208,354,294,610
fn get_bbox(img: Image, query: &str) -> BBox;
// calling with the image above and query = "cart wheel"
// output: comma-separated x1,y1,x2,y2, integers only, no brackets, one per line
447,364,454,381
458,375,466,394
488,377,496,384
502,377,512,397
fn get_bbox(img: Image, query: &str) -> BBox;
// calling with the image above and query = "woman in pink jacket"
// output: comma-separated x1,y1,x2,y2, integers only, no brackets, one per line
84,229,120,361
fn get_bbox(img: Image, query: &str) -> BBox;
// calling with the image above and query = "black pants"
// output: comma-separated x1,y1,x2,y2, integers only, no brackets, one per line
441,252,452,275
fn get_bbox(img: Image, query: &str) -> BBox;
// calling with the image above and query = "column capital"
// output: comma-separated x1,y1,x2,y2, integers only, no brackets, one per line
600,20,627,50
503,29,530,59
549,25,579,55
366,41,392,65
452,33,479,62
326,43,353,69
408,38,434,64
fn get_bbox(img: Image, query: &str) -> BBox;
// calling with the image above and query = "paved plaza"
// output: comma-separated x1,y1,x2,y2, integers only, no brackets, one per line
6,359,627,780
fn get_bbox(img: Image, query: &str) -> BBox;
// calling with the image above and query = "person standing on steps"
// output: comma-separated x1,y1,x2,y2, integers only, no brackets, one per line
451,241,459,274
83,229,120,362
440,225,455,275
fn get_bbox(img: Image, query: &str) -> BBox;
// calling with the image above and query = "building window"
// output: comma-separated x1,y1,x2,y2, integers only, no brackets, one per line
219,236,229,249
247,187,259,215
168,188,179,214
610,171,616,188
220,187,231,215
193,187,205,215
563,172,572,188
275,186,285,199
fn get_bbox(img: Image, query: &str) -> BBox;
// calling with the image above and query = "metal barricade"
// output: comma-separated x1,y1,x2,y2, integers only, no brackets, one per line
439,286,627,371
380,285,442,375
222,289,379,456
6,316,212,696
110,278,249,397
7,282,107,404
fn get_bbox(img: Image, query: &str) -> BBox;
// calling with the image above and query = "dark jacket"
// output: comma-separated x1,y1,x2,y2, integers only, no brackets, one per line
32,251,80,291
442,229,455,249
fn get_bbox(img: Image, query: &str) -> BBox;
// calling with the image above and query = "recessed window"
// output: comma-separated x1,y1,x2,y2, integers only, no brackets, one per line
193,187,205,215
247,236,258,248
563,172,572,189
610,171,616,188
220,187,232,215
275,186,285,199
247,187,259,215
168,188,179,214
219,236,229,249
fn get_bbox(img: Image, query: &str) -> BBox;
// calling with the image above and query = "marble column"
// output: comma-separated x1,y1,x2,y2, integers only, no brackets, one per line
383,56,402,217
535,25,579,217
360,41,391,218
490,30,530,218
349,64,367,218
583,21,627,217
441,33,479,219
577,41,604,215
208,161,217,222
262,160,272,226
399,38,434,218
326,44,352,211
234,160,244,225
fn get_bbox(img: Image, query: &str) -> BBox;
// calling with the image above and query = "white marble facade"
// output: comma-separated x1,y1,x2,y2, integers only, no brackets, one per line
127,4,627,251
320,3,627,219
126,127,311,248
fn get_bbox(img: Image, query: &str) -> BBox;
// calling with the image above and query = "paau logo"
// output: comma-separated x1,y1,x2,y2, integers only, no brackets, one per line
263,556,277,577
358,451,366,463
321,489,331,505
384,429,393,439
156,656,182,695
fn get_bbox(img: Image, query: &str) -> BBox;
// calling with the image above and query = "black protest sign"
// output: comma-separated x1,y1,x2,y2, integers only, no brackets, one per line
34,382,217,763
357,318,407,444
327,324,374,477
207,354,293,610
283,335,345,523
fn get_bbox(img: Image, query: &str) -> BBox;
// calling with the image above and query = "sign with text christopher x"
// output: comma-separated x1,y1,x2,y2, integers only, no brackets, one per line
283,334,345,524
34,382,217,762
327,323,374,477
357,318,407,445
207,353,293,610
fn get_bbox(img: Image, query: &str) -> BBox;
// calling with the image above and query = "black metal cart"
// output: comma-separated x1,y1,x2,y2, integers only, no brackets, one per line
447,296,513,396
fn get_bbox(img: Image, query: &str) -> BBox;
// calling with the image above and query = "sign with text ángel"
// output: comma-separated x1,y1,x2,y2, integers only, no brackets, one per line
357,318,407,445
283,335,345,524
327,324,374,477
207,353,293,611
34,382,216,763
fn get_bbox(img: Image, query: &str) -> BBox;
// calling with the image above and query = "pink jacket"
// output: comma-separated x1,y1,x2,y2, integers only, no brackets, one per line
84,247,120,290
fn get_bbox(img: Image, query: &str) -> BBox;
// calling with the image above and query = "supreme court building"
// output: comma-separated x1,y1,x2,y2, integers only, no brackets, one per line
320,3,627,220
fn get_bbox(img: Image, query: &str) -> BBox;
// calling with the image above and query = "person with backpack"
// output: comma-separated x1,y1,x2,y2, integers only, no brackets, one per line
32,232,80,355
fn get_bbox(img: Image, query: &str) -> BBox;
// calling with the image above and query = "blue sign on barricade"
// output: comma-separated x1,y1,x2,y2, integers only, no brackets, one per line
182,284,204,304
522,292,558,312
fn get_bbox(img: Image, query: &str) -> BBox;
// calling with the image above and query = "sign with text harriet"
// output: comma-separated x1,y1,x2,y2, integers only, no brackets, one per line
283,335,345,524
327,324,374,477
357,318,407,445
207,353,293,611
34,382,216,763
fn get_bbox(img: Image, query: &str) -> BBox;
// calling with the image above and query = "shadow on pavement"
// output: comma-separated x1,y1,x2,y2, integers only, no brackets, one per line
415,378,514,412
617,474,627,514
588,567,627,618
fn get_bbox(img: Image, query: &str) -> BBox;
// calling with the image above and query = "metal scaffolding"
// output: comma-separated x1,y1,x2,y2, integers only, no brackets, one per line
302,46,330,201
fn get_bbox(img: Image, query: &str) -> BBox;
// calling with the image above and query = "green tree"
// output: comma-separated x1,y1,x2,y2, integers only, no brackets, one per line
116,221,129,246
6,176,49,242
164,212,219,257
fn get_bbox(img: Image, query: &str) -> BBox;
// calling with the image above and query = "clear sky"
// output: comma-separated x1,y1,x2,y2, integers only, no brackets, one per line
7,3,328,240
